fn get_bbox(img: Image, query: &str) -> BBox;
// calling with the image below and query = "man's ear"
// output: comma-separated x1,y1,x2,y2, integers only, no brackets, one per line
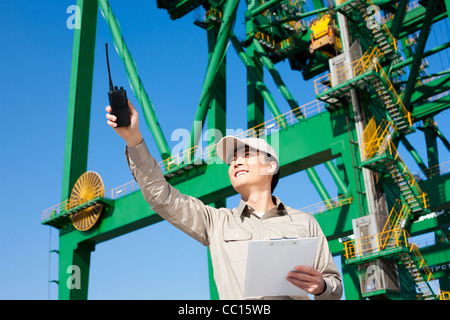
267,161,277,175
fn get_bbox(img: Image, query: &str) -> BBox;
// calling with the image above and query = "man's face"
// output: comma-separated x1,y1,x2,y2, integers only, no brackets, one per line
228,146,276,195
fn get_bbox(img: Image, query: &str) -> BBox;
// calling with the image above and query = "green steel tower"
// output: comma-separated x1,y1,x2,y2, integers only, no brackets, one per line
42,0,450,300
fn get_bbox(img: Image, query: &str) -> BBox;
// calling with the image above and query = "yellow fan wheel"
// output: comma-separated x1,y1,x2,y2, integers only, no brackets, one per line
68,171,105,231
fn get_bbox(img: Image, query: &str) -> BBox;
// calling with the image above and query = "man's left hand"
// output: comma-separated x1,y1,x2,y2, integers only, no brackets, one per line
287,266,326,295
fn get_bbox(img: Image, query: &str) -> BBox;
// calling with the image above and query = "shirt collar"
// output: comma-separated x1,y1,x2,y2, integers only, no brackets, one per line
237,196,287,219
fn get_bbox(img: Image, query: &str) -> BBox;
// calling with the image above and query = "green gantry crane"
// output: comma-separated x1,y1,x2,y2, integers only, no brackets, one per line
42,0,450,300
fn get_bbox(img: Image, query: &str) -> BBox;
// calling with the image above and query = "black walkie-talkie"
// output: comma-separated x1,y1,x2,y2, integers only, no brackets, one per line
105,43,130,127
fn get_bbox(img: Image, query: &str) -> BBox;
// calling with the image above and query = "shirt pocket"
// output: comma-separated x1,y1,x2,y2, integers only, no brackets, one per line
268,229,301,240
223,229,252,262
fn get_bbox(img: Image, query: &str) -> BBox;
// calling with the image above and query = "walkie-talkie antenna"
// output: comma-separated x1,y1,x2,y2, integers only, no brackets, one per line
105,43,114,91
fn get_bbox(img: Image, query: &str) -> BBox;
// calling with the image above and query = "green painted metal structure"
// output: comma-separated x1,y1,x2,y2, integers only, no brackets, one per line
43,0,450,300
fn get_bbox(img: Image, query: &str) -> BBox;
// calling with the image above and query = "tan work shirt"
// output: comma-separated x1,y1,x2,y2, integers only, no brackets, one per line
126,140,342,300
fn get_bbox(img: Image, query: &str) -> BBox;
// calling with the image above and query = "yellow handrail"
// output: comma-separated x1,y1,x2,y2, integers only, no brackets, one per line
382,199,403,232
439,290,450,300
360,120,429,210
314,47,382,95
204,8,222,21
391,149,429,209
374,62,412,126
361,117,395,160
354,47,382,76
406,233,437,282
41,187,106,222
255,31,275,46
299,194,353,214
365,0,398,52
380,0,420,24
344,228,408,259
380,199,410,249
314,45,412,126
276,37,292,51
345,228,448,299
429,160,450,176
161,145,202,172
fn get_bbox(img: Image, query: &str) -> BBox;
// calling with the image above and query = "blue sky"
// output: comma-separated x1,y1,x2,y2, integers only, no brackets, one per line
0,0,449,300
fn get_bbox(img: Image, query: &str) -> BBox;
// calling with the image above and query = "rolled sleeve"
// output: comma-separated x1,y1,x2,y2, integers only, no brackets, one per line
314,277,342,300
125,139,149,166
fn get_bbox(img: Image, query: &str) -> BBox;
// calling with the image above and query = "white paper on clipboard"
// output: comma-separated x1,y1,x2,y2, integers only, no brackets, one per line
244,237,318,298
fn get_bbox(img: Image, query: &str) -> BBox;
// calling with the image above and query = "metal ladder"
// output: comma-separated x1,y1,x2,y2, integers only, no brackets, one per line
386,162,425,214
370,77,410,132
400,250,436,300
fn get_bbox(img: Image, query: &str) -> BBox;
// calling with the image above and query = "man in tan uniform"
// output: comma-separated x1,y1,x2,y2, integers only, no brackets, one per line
106,101,342,300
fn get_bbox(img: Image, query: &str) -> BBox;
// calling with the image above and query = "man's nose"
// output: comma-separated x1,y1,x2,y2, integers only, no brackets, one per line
233,156,245,167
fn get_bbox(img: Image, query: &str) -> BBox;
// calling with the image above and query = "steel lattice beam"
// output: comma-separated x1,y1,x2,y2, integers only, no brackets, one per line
402,0,439,111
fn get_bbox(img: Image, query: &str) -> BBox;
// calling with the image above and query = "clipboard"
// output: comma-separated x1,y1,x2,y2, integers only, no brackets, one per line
243,237,318,298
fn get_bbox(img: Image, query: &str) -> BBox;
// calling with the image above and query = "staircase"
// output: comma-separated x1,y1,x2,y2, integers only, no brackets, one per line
399,240,445,300
362,118,429,215
337,0,399,60
344,226,449,299
368,68,412,133
314,45,412,131
355,117,444,299
358,1,399,59
380,200,410,249
335,0,449,300
386,161,428,215
370,78,409,131
371,27,397,59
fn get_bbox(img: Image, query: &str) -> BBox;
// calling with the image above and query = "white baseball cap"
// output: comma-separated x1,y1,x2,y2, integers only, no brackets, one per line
216,136,279,166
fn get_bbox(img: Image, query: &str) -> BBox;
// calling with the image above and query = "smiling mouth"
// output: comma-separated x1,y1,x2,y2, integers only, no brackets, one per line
235,170,248,178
